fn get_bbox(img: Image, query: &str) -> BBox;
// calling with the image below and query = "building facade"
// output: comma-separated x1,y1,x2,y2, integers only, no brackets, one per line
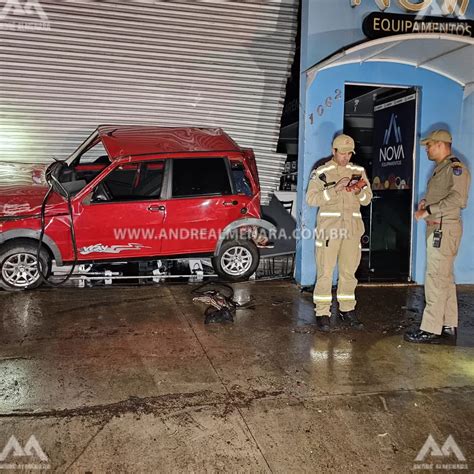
296,0,474,285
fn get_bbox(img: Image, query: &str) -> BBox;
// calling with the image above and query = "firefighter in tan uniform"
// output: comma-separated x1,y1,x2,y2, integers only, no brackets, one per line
306,134,372,332
405,130,471,344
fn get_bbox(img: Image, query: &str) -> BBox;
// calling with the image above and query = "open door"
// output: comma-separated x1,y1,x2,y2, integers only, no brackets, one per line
344,85,418,282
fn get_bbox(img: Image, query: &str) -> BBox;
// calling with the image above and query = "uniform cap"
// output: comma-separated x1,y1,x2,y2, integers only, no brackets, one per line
332,134,355,153
420,129,452,145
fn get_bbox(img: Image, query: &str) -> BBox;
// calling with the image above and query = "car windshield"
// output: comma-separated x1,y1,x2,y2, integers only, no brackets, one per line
69,136,109,167
65,130,101,165
45,130,102,178
45,130,110,198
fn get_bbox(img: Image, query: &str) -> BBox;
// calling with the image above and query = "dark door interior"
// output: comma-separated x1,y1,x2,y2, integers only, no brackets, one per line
344,85,417,282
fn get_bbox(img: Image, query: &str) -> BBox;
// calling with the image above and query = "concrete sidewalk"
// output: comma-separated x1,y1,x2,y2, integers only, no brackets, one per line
0,282,473,472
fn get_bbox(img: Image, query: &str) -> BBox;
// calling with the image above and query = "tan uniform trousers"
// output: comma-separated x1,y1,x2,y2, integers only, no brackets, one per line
313,237,362,316
420,222,462,335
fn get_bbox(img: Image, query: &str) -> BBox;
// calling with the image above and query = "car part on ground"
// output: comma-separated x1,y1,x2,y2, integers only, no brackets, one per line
192,281,255,324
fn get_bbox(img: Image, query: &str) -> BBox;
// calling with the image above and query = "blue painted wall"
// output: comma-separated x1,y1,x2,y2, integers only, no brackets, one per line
302,0,474,71
296,62,474,286
454,91,474,281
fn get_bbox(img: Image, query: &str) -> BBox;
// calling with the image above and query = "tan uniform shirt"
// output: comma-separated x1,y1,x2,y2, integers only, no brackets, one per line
306,159,373,239
425,154,471,223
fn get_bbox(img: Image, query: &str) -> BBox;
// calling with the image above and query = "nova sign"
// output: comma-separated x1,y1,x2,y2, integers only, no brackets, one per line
351,0,469,16
381,112,405,163
372,93,416,191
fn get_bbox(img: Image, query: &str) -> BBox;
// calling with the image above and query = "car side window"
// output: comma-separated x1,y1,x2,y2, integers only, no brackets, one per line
133,162,164,198
231,162,252,196
172,158,232,198
92,161,164,202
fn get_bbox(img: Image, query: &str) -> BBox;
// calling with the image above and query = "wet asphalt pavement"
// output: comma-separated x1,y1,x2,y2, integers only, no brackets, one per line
0,281,473,472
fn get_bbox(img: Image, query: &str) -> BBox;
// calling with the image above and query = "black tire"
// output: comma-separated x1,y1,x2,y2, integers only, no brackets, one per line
0,241,51,291
212,239,259,282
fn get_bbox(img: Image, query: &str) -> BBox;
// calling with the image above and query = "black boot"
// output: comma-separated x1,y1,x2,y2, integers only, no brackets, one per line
404,328,443,344
441,326,457,344
339,310,364,329
316,316,331,332
442,326,457,338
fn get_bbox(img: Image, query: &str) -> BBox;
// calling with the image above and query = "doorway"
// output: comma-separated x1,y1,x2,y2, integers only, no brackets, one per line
344,84,418,282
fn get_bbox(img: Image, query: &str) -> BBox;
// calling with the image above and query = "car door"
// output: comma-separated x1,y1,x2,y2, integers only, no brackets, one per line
159,156,247,255
73,160,166,260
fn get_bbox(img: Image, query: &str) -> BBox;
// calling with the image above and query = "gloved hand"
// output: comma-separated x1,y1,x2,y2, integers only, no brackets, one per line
335,177,351,192
346,178,367,193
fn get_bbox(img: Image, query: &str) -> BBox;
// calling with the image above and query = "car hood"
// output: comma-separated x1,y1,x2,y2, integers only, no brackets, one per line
0,185,67,218
0,162,50,187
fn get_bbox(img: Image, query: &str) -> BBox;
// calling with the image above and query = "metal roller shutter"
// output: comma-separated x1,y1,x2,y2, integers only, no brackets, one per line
0,0,298,203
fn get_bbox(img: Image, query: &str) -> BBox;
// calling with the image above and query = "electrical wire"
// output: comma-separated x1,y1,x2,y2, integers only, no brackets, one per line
36,163,79,287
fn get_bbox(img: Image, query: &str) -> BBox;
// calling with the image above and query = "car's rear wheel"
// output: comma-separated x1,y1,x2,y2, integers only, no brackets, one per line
212,239,259,282
0,242,51,291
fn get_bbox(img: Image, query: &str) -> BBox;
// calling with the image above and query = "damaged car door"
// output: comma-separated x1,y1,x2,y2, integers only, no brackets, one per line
73,160,166,260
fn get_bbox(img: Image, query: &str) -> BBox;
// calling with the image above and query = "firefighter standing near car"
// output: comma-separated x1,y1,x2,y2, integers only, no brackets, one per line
405,130,470,344
306,134,373,332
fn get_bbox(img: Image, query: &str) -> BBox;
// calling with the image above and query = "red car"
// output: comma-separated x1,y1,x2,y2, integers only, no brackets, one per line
0,126,275,290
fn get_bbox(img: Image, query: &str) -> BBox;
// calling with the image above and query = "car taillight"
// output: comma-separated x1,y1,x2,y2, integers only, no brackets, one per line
243,149,260,188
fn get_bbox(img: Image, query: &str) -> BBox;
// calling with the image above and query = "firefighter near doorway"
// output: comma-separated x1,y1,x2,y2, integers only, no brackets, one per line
306,134,373,332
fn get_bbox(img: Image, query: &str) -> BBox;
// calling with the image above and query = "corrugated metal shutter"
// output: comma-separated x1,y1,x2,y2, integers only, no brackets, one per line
0,0,297,204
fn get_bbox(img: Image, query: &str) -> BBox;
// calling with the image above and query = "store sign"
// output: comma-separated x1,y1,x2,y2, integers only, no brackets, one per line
363,12,473,37
351,0,470,16
372,94,416,191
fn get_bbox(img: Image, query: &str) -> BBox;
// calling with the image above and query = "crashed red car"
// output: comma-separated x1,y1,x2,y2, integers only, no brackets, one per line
0,126,275,290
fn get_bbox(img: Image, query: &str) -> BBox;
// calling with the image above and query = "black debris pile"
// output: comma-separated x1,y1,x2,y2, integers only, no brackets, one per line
192,282,254,324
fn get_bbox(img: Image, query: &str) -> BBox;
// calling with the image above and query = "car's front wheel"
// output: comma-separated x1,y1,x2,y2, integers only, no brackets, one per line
0,241,51,291
212,239,259,282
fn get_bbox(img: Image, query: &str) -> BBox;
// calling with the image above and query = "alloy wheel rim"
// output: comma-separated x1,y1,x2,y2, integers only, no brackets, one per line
221,246,253,276
2,253,41,288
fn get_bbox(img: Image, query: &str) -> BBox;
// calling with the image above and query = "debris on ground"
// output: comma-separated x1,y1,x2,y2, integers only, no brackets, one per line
203,307,234,324
192,282,255,324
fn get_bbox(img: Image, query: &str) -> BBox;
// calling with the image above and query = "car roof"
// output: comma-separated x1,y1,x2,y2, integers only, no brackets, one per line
97,125,242,159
